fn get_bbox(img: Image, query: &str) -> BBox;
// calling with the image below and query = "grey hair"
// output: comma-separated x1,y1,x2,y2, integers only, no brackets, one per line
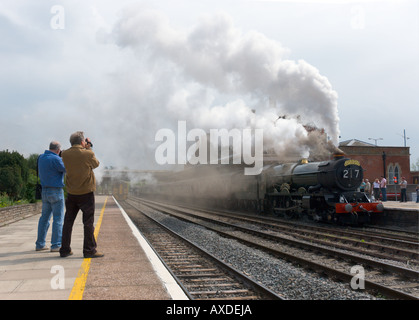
49,141,61,151
69,131,85,146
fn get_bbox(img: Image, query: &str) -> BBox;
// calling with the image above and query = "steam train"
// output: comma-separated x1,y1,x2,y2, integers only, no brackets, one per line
138,153,384,225
112,180,130,201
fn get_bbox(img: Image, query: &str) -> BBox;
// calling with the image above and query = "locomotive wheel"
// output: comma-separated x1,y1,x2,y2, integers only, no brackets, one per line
282,196,296,219
284,211,295,219
284,212,295,219
264,199,274,215
256,200,263,214
327,207,335,222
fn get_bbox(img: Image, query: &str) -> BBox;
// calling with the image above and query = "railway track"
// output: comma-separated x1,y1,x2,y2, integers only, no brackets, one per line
120,200,284,300
130,196,419,300
362,225,419,242
139,197,419,263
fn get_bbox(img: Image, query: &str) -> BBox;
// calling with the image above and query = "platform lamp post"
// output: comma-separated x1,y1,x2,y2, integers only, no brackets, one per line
381,151,388,200
368,137,383,146
382,151,386,179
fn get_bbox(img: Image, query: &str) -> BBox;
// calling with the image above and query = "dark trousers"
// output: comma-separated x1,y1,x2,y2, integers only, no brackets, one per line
373,188,380,200
401,189,407,202
60,192,97,256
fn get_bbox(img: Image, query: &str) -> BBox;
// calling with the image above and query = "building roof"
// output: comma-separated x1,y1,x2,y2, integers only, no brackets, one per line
339,139,376,147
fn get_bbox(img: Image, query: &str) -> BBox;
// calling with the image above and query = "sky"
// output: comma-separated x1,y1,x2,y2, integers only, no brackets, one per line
1,0,418,177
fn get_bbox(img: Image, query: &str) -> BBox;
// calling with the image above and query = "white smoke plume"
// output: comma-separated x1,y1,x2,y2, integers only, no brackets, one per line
72,7,340,173
108,7,339,164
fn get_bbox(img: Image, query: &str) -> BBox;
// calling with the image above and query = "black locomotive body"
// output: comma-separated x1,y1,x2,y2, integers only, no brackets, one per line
265,154,383,224
140,154,383,225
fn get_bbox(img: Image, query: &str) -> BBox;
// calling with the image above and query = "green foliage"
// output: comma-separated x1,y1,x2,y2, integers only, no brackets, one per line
25,169,39,203
0,192,29,208
0,150,39,205
0,163,24,200
0,192,13,208
26,153,40,171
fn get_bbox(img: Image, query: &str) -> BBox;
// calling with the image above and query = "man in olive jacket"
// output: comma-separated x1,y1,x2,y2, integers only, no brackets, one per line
59,131,103,258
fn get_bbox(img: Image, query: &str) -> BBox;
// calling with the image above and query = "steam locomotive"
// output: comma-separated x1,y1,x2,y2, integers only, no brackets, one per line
139,153,384,225
265,153,384,224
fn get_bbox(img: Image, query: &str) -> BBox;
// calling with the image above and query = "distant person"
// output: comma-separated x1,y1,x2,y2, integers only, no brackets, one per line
373,178,380,201
360,179,366,192
364,179,371,197
59,131,103,258
416,185,419,203
399,177,407,202
380,176,387,202
35,141,66,252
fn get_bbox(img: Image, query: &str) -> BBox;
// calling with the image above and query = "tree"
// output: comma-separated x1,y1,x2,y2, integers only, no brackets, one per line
0,150,29,200
0,166,23,199
26,153,40,171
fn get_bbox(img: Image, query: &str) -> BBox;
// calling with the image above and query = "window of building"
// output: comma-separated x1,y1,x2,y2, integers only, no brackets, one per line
388,164,400,184
389,165,394,183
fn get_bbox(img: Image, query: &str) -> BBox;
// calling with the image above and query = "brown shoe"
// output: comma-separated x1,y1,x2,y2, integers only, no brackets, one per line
84,252,104,258
60,251,73,258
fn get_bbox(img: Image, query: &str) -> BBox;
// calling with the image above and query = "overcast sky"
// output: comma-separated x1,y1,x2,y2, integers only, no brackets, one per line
1,0,418,174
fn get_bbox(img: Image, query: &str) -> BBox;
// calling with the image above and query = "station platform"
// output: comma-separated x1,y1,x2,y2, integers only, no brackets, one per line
0,195,188,300
382,200,419,211
369,200,418,232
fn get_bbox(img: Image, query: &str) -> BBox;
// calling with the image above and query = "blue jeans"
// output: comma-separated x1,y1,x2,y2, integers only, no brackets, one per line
36,188,65,249
381,188,387,201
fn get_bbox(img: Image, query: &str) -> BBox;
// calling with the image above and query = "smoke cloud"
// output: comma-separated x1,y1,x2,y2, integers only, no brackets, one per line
106,8,339,165
69,7,340,174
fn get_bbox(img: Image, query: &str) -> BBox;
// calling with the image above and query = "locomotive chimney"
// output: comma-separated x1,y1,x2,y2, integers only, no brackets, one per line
333,151,345,160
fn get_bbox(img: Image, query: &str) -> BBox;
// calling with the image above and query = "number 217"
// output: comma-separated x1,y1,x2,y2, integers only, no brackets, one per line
343,169,359,179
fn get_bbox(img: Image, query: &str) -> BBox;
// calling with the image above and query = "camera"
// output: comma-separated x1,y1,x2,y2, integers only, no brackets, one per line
85,139,93,147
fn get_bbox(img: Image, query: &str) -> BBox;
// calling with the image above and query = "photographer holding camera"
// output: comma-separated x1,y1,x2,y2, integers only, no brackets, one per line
59,131,103,258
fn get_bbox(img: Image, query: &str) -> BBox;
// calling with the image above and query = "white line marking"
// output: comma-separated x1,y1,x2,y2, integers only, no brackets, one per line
113,196,189,300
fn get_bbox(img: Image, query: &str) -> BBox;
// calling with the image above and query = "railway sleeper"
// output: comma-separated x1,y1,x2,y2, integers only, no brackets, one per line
177,273,226,279
187,277,231,282
189,289,251,296
199,296,260,301
177,268,219,273
187,283,243,288
390,283,419,289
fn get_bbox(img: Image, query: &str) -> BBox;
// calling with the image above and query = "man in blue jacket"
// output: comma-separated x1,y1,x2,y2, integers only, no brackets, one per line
35,141,66,252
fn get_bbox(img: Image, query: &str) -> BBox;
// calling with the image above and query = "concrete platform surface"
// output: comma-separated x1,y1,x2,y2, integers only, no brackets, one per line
0,195,187,300
382,201,419,211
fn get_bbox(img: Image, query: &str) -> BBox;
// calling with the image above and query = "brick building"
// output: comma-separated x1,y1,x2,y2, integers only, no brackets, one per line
339,139,412,184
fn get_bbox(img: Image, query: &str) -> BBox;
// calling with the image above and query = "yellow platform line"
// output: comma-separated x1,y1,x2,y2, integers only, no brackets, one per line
68,196,108,300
